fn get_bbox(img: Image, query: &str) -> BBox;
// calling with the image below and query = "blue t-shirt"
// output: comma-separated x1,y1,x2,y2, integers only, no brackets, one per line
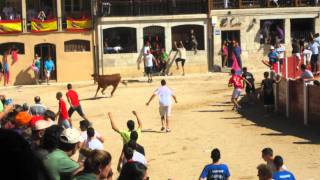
44,60,54,71
272,170,296,180
200,164,230,180
4,63,9,72
268,51,278,64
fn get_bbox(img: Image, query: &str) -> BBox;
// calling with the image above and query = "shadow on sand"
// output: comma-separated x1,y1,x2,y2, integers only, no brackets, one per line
238,96,320,145
80,96,110,101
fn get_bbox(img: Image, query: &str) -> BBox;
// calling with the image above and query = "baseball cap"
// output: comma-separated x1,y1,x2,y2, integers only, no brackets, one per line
60,128,81,144
15,112,32,126
270,46,275,50
34,120,52,131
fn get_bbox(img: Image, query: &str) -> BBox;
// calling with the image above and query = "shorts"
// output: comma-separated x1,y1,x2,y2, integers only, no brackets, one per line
59,119,71,129
232,88,242,99
46,70,51,78
295,53,301,60
145,67,153,75
68,105,85,117
175,58,186,66
159,105,171,117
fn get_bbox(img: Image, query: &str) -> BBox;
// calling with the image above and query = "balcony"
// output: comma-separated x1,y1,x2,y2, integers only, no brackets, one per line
209,0,319,9
98,0,208,17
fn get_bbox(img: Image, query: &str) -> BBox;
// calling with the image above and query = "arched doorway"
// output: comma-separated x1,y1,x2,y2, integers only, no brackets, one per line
34,43,57,81
143,26,165,50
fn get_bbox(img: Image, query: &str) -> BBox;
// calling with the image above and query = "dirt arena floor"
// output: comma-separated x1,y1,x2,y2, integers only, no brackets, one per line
2,73,320,179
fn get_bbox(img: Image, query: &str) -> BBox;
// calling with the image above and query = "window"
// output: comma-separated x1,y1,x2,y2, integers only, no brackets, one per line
143,26,165,49
291,18,314,41
103,27,137,54
260,20,285,45
0,42,25,55
64,40,90,52
171,25,205,51
64,0,86,13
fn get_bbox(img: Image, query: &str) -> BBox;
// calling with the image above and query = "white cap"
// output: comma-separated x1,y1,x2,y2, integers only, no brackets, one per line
60,128,81,144
270,46,275,50
34,120,52,130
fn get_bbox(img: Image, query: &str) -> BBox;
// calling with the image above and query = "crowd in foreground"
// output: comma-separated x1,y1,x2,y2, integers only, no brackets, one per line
0,78,298,180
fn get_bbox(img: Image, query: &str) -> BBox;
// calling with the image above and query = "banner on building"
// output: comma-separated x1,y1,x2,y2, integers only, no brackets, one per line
31,19,58,33
66,18,92,32
0,20,22,34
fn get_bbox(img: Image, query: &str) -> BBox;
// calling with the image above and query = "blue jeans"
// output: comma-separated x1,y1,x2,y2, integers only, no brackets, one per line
59,119,71,129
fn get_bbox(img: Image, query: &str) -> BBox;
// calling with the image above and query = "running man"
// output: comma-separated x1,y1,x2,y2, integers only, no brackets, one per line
55,92,71,128
66,84,88,120
44,57,55,85
175,41,187,76
228,69,251,111
146,79,178,132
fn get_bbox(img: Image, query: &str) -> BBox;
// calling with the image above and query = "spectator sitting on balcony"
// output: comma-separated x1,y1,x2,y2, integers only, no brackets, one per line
2,2,13,20
27,8,37,21
37,11,46,21
224,0,229,8
296,64,314,81
101,0,111,16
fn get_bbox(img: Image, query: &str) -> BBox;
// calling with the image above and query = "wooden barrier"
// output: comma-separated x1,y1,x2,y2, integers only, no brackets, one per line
277,79,287,115
288,80,304,124
308,85,320,127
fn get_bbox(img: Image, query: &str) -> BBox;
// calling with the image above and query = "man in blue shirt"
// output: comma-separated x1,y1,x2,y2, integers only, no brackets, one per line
44,57,55,85
199,148,230,180
272,156,295,180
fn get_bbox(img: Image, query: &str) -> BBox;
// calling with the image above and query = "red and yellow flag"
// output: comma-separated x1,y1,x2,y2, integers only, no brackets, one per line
66,18,92,32
0,20,22,34
31,19,58,33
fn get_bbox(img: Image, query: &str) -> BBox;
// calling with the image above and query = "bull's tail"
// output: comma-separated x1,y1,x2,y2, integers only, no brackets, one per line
121,80,128,86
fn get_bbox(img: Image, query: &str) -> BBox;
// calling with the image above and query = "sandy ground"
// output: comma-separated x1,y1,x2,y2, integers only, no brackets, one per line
2,73,320,180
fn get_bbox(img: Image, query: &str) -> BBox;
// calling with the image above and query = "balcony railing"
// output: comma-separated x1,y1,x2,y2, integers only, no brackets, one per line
209,0,319,9
99,0,208,17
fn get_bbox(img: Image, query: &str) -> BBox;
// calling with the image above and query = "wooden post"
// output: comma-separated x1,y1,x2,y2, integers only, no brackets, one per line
303,82,308,125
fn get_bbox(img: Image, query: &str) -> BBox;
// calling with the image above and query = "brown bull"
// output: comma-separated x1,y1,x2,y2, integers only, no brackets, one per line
91,74,127,97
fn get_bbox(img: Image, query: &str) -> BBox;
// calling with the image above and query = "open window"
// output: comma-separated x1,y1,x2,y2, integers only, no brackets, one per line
143,26,165,49
103,27,137,54
64,40,90,52
260,19,285,45
171,25,205,51
291,18,314,41
0,42,25,55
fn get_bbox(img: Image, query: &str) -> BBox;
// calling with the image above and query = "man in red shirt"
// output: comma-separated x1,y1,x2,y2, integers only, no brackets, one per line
56,92,71,128
228,69,251,111
66,84,88,120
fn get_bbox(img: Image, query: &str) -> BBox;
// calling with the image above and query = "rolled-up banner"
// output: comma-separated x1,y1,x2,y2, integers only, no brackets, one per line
66,18,92,32
31,19,58,32
0,19,22,34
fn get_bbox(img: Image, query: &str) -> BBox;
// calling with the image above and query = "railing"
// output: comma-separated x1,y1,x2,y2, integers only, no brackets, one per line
99,0,208,17
210,0,319,10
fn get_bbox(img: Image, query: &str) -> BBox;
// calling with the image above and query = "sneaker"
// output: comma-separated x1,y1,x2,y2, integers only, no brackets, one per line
166,129,171,133
161,127,165,131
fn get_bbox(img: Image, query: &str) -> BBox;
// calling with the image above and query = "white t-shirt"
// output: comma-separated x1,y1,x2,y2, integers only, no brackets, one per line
154,86,173,106
80,130,102,143
145,54,154,67
143,46,150,55
301,70,314,79
178,48,187,59
309,42,320,55
303,49,312,62
124,151,147,166
276,45,285,59
85,138,104,150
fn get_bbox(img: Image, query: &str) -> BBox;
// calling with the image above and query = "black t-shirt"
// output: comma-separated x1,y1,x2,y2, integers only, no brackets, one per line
242,72,254,85
292,42,300,53
262,78,275,93
123,143,145,156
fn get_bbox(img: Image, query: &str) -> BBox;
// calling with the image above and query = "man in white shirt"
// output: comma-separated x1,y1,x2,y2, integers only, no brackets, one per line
275,43,285,72
146,80,178,132
174,41,187,76
309,39,320,73
144,50,155,83
84,127,104,150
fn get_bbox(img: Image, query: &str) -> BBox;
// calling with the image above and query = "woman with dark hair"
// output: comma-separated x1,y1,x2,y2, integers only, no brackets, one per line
118,161,149,180
76,149,113,180
0,129,53,180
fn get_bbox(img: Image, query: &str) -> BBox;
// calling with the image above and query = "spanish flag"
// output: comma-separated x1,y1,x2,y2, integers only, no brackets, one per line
0,20,22,34
66,18,92,32
31,19,58,33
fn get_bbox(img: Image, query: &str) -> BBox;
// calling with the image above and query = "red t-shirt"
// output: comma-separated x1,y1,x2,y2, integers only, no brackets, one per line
66,90,80,107
229,75,243,89
30,115,44,127
59,99,69,120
